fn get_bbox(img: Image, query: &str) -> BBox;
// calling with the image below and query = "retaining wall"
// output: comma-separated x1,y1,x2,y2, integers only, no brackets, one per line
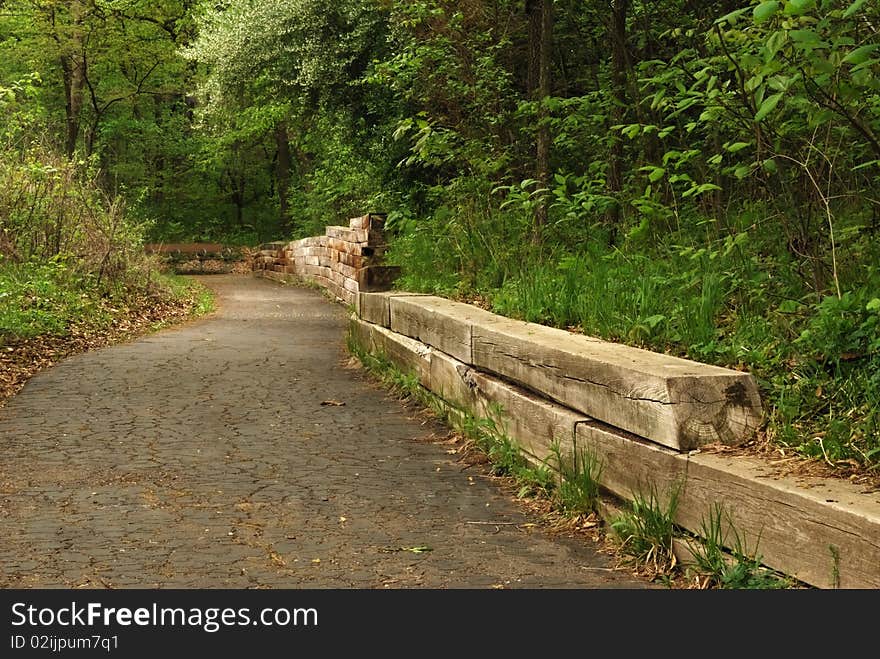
253,218,880,589
349,292,880,589
252,213,401,305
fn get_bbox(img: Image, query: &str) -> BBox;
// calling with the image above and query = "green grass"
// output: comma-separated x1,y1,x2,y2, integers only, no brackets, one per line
389,202,880,472
686,503,792,589
549,441,603,515
609,481,681,575
161,273,216,318
0,261,215,345
0,260,108,340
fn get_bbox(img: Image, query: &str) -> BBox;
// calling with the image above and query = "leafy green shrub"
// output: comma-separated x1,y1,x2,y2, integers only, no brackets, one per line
796,289,880,371
0,260,101,339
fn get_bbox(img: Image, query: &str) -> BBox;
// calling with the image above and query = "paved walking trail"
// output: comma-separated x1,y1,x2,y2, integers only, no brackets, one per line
0,275,648,588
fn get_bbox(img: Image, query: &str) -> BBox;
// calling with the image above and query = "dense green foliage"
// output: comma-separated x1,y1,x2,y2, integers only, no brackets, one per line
1,0,878,469
0,66,203,343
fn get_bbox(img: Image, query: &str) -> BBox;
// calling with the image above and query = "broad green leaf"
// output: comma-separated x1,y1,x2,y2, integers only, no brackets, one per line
783,0,815,16
699,107,721,122
753,1,780,23
843,0,867,19
648,167,666,183
852,58,880,73
755,92,784,122
764,30,787,63
644,315,666,329
726,142,750,153
650,89,666,110
832,36,857,48
789,30,821,44
715,7,750,24
622,124,641,139
745,75,765,93
768,74,794,91
683,183,722,198
754,85,766,108
662,150,682,165
849,65,876,88
763,158,778,174
843,44,880,65
867,298,880,312
544,97,562,112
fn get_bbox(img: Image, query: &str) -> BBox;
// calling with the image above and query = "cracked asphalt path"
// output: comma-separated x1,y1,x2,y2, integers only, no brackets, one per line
0,275,649,588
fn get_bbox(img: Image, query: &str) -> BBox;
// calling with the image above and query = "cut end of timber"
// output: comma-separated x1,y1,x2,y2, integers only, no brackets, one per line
669,375,763,449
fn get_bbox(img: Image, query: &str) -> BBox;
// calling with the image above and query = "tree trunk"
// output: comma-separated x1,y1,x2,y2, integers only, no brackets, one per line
275,122,292,233
607,0,629,245
61,53,85,158
527,0,553,241
57,2,87,159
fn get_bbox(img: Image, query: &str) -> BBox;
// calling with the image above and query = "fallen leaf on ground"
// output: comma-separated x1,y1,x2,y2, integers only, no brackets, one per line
320,399,345,406
378,545,433,554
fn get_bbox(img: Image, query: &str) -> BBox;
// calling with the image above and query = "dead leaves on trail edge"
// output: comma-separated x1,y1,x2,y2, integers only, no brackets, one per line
0,292,203,408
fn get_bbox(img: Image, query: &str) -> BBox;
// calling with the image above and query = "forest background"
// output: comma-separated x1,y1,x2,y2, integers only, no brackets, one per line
0,0,878,474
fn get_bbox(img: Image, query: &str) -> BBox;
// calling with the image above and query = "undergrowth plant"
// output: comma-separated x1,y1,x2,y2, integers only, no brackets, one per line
686,502,791,590
609,481,681,576
548,441,603,515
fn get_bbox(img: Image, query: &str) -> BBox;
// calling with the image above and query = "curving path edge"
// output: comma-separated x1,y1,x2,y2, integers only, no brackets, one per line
0,275,649,589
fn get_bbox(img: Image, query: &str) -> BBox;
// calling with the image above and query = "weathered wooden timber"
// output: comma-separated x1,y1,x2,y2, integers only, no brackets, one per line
357,292,429,328
349,316,880,588
387,295,501,363
255,213,397,301
351,318,431,386
470,371,589,462
325,226,369,244
379,294,762,451
679,451,880,589
470,315,762,451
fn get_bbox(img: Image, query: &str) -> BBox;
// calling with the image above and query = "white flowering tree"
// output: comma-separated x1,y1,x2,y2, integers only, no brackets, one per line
185,0,387,233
